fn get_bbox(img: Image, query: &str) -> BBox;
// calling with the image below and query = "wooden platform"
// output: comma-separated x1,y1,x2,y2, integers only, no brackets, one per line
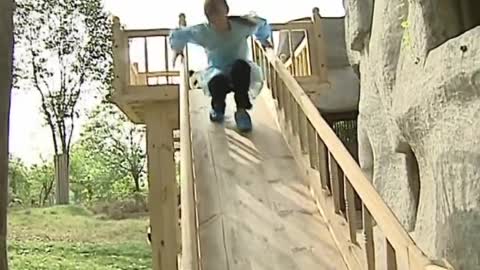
190,89,348,270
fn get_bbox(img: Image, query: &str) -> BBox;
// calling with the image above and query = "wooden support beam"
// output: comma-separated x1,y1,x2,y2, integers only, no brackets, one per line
145,104,178,270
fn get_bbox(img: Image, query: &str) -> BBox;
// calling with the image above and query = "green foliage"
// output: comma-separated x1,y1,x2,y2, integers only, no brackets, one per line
8,155,55,207
8,206,151,269
8,103,147,206
8,156,30,204
13,0,113,155
69,103,147,203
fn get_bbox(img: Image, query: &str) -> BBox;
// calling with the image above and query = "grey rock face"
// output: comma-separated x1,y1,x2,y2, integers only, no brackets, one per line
345,0,480,268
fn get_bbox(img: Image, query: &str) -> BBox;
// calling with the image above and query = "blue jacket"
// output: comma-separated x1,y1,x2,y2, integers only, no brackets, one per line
169,15,272,98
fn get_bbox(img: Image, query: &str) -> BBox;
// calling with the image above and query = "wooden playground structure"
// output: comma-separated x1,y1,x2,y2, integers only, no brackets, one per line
109,8,454,270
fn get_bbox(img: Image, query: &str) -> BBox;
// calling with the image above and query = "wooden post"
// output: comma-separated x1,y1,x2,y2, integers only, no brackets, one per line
112,16,128,91
145,104,178,270
364,206,376,270
309,8,328,83
386,239,398,270
0,1,14,269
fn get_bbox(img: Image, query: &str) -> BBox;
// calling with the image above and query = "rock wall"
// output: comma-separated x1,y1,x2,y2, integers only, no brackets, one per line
345,0,480,269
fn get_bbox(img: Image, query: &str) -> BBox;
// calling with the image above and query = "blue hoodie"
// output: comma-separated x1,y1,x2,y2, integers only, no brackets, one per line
169,15,272,98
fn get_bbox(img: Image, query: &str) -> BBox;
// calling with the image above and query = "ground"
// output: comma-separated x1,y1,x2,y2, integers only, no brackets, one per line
7,205,151,270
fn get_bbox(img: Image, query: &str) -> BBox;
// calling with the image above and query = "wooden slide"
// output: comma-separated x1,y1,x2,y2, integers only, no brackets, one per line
189,89,348,270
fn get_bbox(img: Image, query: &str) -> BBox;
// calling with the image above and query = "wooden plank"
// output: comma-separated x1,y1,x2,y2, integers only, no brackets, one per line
125,28,172,38
271,21,312,31
189,91,227,270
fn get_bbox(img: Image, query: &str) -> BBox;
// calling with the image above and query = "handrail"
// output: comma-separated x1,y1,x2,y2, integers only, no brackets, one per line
253,41,452,270
177,52,200,270
124,28,172,38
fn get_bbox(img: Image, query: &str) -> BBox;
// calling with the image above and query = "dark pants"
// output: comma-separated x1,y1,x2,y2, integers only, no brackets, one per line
207,59,252,111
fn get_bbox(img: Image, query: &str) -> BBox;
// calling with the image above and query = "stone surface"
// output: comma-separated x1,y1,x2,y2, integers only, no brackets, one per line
345,0,480,268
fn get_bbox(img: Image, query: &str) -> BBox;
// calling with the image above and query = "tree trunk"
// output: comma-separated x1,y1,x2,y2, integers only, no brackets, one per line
55,154,69,204
0,0,14,269
133,173,141,192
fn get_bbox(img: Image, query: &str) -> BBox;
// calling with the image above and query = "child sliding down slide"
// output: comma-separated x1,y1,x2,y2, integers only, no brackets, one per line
170,0,273,132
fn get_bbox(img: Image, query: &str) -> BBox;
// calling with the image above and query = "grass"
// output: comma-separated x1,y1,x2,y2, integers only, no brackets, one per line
7,205,152,270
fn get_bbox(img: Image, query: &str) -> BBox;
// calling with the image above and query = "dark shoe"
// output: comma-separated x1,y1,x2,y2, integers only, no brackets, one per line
209,107,225,122
234,109,252,132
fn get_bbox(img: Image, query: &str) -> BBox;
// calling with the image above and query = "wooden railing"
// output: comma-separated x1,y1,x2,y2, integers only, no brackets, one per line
252,40,453,270
112,18,180,89
177,14,200,270
255,8,327,82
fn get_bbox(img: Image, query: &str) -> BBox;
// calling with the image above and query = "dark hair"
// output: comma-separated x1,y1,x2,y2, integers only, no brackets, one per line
204,0,229,18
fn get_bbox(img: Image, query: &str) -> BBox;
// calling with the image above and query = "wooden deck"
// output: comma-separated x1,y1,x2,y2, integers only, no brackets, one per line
190,89,347,270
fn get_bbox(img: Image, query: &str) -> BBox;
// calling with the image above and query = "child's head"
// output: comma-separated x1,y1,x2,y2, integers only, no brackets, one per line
204,0,229,28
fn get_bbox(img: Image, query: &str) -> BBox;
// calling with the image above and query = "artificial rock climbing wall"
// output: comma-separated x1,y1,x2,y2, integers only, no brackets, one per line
344,0,480,269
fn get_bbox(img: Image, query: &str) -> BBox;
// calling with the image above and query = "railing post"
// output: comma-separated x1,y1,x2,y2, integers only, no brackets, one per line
177,12,200,270
145,103,178,270
308,8,328,83
112,16,128,92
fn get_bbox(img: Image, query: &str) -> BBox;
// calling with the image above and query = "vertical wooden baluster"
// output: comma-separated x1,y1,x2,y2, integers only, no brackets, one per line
164,37,169,84
345,177,358,245
301,49,304,75
266,57,271,89
291,99,299,137
386,240,398,270
303,49,308,75
271,64,278,100
307,122,317,169
317,136,330,192
144,36,149,85
328,154,342,214
305,30,312,76
339,169,346,214
284,91,293,133
277,80,285,112
288,30,296,76
299,50,303,76
364,206,376,270
251,38,256,63
298,108,307,153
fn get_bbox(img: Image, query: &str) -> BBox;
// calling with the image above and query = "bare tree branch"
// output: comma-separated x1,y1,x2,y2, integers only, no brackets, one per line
30,45,59,155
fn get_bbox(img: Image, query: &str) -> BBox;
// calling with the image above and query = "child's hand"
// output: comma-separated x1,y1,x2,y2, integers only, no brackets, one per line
172,51,184,68
261,40,273,49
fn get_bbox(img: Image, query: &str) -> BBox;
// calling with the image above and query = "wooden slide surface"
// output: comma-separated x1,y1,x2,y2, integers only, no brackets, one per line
190,89,348,270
